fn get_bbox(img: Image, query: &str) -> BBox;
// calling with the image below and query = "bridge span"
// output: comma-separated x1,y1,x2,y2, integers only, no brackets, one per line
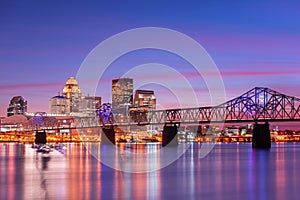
115,87,300,126
13,87,300,132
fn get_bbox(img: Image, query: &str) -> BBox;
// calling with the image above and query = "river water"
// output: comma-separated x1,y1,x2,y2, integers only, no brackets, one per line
1,142,300,200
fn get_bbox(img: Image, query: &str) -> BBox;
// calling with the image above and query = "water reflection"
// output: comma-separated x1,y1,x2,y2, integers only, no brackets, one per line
1,143,300,199
84,142,190,173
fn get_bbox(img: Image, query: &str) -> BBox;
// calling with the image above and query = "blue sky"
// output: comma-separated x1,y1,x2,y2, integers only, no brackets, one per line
1,0,300,116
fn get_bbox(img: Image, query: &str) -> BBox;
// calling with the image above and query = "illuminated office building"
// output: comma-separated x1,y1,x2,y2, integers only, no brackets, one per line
7,96,27,117
81,96,101,116
49,94,70,115
112,78,133,116
62,77,82,113
133,90,156,109
131,90,156,132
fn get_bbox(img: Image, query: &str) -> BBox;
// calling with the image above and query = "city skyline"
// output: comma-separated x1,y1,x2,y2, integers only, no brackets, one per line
1,2,300,198
1,1,300,117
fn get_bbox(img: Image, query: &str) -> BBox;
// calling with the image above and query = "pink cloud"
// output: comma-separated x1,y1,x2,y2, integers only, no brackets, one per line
0,82,63,91
183,70,300,78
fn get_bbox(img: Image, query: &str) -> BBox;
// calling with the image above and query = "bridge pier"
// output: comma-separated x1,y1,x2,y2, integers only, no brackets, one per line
35,130,47,144
252,122,271,148
101,126,115,145
162,123,180,147
197,125,202,136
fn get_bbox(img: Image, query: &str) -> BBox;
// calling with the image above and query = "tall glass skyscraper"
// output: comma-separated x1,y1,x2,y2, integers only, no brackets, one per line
112,78,133,118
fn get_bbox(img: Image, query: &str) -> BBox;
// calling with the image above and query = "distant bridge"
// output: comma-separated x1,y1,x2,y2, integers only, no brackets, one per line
17,87,300,131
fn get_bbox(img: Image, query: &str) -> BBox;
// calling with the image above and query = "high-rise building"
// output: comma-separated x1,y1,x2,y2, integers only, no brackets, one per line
81,96,101,116
133,90,156,109
49,76,102,116
112,78,133,116
7,96,27,117
62,77,82,113
130,90,156,132
49,94,70,115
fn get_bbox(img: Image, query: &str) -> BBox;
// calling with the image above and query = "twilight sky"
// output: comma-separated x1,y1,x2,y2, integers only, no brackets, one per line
1,0,300,117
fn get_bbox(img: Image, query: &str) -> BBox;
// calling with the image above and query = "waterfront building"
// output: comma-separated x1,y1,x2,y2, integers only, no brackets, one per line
133,90,156,109
49,77,102,117
112,78,133,117
1,114,28,132
62,77,82,113
80,96,101,116
129,90,156,133
7,96,27,117
49,94,71,115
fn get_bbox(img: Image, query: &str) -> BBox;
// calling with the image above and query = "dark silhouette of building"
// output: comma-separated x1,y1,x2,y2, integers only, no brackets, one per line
7,96,27,117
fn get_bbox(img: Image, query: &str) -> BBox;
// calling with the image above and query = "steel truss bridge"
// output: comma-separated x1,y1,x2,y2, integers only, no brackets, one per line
129,87,300,125
20,87,300,131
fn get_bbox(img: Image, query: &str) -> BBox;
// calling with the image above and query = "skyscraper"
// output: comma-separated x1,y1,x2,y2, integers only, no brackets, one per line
49,76,102,116
112,78,133,117
62,77,82,113
7,96,27,117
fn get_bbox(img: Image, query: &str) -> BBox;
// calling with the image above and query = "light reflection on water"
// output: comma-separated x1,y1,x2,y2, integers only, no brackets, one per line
1,143,300,199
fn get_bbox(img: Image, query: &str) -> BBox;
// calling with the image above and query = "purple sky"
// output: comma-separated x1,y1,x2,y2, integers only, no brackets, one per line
1,1,300,118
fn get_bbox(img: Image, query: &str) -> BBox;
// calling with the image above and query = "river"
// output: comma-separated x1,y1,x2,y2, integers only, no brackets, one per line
1,142,300,200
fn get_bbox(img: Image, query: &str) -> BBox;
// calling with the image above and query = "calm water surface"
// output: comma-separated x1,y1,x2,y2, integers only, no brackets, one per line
1,142,300,200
